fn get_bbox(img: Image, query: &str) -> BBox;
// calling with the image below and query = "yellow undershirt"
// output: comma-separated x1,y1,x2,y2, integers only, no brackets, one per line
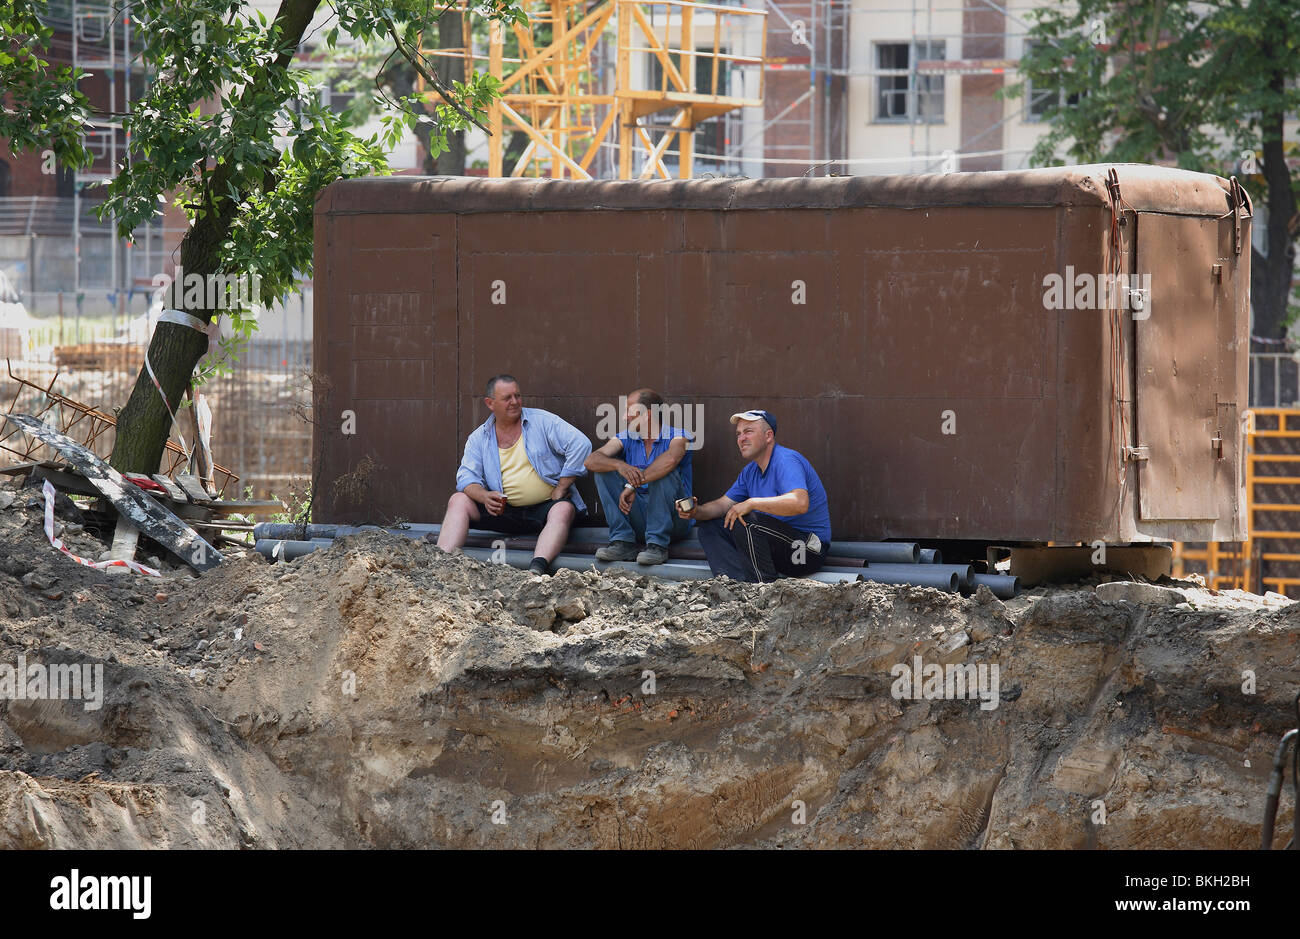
498,436,553,507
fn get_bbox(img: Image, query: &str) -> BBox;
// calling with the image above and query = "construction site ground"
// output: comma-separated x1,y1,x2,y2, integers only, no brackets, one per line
0,473,1296,849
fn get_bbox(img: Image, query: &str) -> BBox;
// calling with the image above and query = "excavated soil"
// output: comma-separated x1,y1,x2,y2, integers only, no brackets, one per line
0,477,1296,849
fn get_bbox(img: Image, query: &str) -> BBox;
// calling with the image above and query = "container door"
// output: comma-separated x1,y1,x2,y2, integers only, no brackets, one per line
1134,214,1223,520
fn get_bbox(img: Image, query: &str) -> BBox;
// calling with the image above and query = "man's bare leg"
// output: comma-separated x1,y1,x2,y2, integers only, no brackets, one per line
533,500,576,564
436,491,480,550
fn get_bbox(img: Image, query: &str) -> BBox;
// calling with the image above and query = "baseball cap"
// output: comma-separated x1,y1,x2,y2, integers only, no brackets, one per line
730,409,777,433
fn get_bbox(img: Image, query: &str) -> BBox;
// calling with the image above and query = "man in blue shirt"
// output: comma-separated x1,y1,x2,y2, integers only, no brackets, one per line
585,388,694,565
436,374,592,575
679,409,831,582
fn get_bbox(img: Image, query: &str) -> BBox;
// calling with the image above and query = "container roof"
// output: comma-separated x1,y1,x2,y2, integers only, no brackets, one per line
319,164,1243,218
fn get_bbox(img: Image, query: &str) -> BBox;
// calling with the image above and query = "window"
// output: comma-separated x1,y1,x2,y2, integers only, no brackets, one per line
323,75,359,116
1023,41,1082,122
875,40,945,123
645,48,733,157
646,46,732,96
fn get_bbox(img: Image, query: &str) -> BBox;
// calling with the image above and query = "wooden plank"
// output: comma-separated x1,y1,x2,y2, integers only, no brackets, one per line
0,460,61,476
196,498,284,510
0,413,222,571
150,474,189,502
175,473,213,502
106,518,140,574
199,499,285,518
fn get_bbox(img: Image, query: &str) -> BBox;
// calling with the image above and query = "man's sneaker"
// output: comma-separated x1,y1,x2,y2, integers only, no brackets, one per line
528,557,550,576
637,544,669,566
595,541,639,562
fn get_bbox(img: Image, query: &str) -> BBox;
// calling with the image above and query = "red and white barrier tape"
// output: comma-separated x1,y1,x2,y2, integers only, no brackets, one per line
42,480,161,577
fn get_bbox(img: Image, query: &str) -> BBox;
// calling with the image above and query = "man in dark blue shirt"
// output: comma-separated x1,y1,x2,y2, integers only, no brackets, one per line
585,388,694,565
679,409,831,582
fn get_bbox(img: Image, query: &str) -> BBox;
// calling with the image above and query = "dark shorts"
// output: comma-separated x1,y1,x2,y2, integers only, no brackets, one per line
473,497,572,535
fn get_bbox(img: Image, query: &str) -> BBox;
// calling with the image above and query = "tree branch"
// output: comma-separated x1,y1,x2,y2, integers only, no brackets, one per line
380,11,489,133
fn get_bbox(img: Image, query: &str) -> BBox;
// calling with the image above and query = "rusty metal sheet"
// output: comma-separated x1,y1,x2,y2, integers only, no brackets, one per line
313,168,1248,543
317,164,1238,217
1135,214,1221,520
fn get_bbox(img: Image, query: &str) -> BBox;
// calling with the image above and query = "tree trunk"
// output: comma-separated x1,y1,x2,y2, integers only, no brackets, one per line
433,11,466,175
109,321,211,474
1250,64,1298,346
109,0,321,474
109,227,226,474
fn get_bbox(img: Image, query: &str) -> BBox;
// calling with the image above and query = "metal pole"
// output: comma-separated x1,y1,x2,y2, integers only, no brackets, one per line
109,11,116,316
72,0,79,306
968,572,1020,599
28,235,36,312
859,568,959,591
864,561,974,586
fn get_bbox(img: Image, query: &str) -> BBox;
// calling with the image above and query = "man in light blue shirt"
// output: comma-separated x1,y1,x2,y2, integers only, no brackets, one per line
584,388,694,566
436,374,592,575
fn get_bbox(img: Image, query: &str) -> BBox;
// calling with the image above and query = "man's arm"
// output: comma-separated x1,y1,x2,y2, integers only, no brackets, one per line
642,436,687,483
461,483,507,515
685,494,735,522
546,413,593,479
584,437,643,485
550,474,578,501
726,457,813,525
455,433,506,514
739,489,810,517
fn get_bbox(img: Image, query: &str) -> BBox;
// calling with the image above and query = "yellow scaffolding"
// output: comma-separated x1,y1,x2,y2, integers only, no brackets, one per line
1173,407,1300,596
419,0,765,179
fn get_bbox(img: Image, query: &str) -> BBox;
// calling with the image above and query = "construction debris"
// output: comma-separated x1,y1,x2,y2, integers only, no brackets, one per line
1,413,224,572
0,407,281,576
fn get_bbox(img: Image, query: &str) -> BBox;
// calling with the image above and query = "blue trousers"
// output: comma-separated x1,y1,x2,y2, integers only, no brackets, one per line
595,469,693,547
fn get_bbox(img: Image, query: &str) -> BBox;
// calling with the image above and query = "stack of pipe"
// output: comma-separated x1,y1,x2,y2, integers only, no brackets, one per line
252,522,1019,598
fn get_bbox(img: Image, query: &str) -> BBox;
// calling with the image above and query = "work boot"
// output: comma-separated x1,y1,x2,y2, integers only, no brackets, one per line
528,556,550,576
595,541,639,562
637,544,669,566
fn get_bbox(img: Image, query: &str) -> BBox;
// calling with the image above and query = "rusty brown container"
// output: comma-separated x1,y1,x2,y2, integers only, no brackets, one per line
313,164,1250,544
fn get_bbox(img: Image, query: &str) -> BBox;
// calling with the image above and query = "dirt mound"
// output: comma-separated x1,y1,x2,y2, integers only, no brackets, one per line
0,481,1296,848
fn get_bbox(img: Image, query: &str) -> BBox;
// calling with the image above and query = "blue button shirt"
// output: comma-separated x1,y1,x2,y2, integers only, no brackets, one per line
616,426,694,496
725,444,831,543
456,407,593,512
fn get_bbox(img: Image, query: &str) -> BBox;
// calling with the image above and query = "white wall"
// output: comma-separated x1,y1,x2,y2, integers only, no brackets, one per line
846,0,1054,174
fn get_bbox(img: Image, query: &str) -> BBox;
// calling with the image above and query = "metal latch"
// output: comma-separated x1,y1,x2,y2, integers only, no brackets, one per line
1124,446,1149,462
1129,287,1149,319
1229,177,1248,256
1212,434,1223,458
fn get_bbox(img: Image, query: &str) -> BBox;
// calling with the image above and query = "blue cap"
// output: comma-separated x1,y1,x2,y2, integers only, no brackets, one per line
730,409,777,433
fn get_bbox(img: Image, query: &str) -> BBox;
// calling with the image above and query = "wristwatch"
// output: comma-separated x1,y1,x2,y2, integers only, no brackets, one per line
623,482,635,491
